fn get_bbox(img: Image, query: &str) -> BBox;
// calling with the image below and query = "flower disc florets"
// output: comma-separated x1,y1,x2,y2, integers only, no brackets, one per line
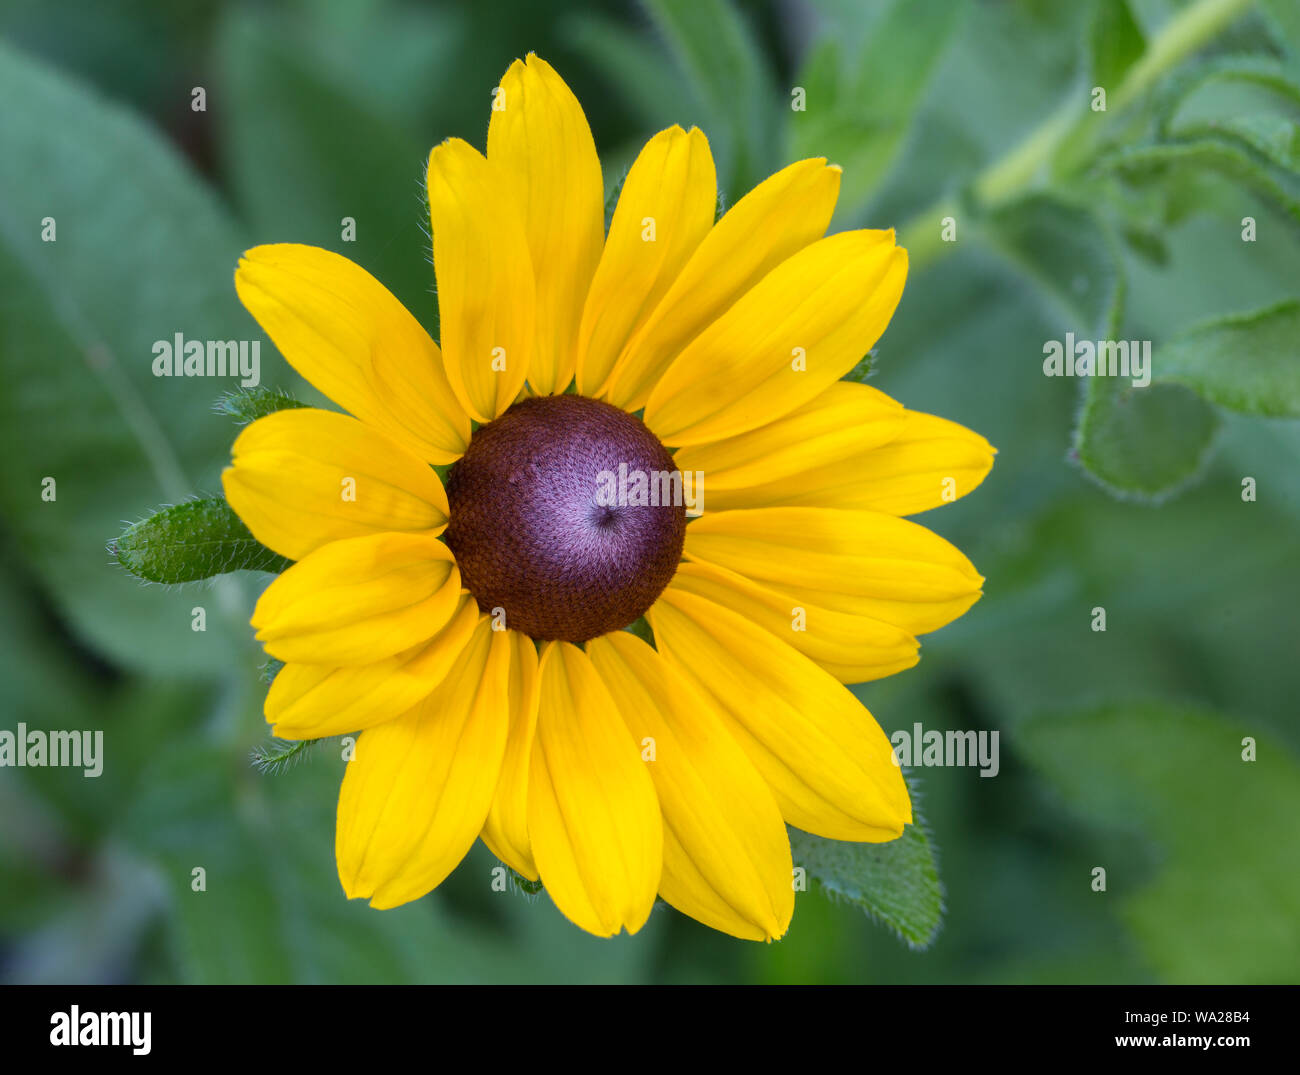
445,394,686,642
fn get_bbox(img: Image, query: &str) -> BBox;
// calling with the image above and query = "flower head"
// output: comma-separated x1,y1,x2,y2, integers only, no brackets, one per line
222,54,994,940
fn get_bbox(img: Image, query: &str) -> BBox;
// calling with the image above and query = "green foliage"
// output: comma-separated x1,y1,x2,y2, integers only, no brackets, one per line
792,0,967,224
119,739,525,983
0,38,254,677
1074,378,1222,500
215,5,442,341
983,194,1123,332
1155,300,1300,415
1103,139,1300,228
249,737,322,775
214,386,308,425
1154,55,1300,131
111,498,290,584
1089,0,1146,93
1018,702,1300,983
1259,0,1300,56
842,352,876,384
788,783,943,949
509,869,546,898
638,0,777,192
2,0,1298,988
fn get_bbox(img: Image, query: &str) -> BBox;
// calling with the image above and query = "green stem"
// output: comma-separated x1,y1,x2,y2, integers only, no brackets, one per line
1112,0,1254,111
900,0,1254,270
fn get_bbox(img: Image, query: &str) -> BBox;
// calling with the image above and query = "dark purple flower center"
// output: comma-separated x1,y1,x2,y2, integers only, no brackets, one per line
444,394,686,643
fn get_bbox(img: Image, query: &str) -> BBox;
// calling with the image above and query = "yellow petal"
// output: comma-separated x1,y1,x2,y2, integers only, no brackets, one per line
527,641,662,936
669,560,919,685
647,587,910,841
222,407,449,562
644,231,907,446
488,54,603,396
685,506,983,635
575,126,716,396
266,596,481,740
673,381,904,494
427,138,534,422
715,410,997,514
251,532,460,665
480,629,542,880
234,244,469,463
587,631,793,941
336,617,511,909
602,158,841,410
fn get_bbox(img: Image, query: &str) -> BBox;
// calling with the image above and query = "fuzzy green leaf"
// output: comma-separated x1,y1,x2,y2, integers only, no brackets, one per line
1155,55,1300,138
788,782,943,949
112,498,290,583
214,385,308,425
1074,379,1221,500
982,194,1225,501
1175,115,1300,173
1102,139,1300,227
250,737,322,775
1155,299,1300,416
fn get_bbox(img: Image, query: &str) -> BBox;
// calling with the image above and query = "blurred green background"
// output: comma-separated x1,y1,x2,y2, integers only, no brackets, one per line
1,0,1298,984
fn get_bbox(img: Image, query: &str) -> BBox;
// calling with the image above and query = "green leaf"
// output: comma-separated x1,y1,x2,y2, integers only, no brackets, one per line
120,741,523,983
1154,299,1300,415
1155,54,1300,138
0,40,255,677
563,11,704,136
1259,0,1300,57
979,194,1226,501
249,737,322,775
982,194,1124,333
793,0,967,223
1089,0,1145,94
215,7,439,341
624,616,654,646
111,498,290,583
788,782,944,949
1018,701,1300,982
1102,139,1300,228
1176,114,1300,173
509,868,545,898
214,385,308,425
1118,219,1171,264
638,0,776,193
603,169,628,234
841,351,876,384
1074,379,1221,500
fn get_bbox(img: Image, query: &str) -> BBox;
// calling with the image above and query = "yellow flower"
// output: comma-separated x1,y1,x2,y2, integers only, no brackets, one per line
222,53,994,941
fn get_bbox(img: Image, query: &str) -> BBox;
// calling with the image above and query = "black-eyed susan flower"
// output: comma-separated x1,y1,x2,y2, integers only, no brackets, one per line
222,54,994,941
